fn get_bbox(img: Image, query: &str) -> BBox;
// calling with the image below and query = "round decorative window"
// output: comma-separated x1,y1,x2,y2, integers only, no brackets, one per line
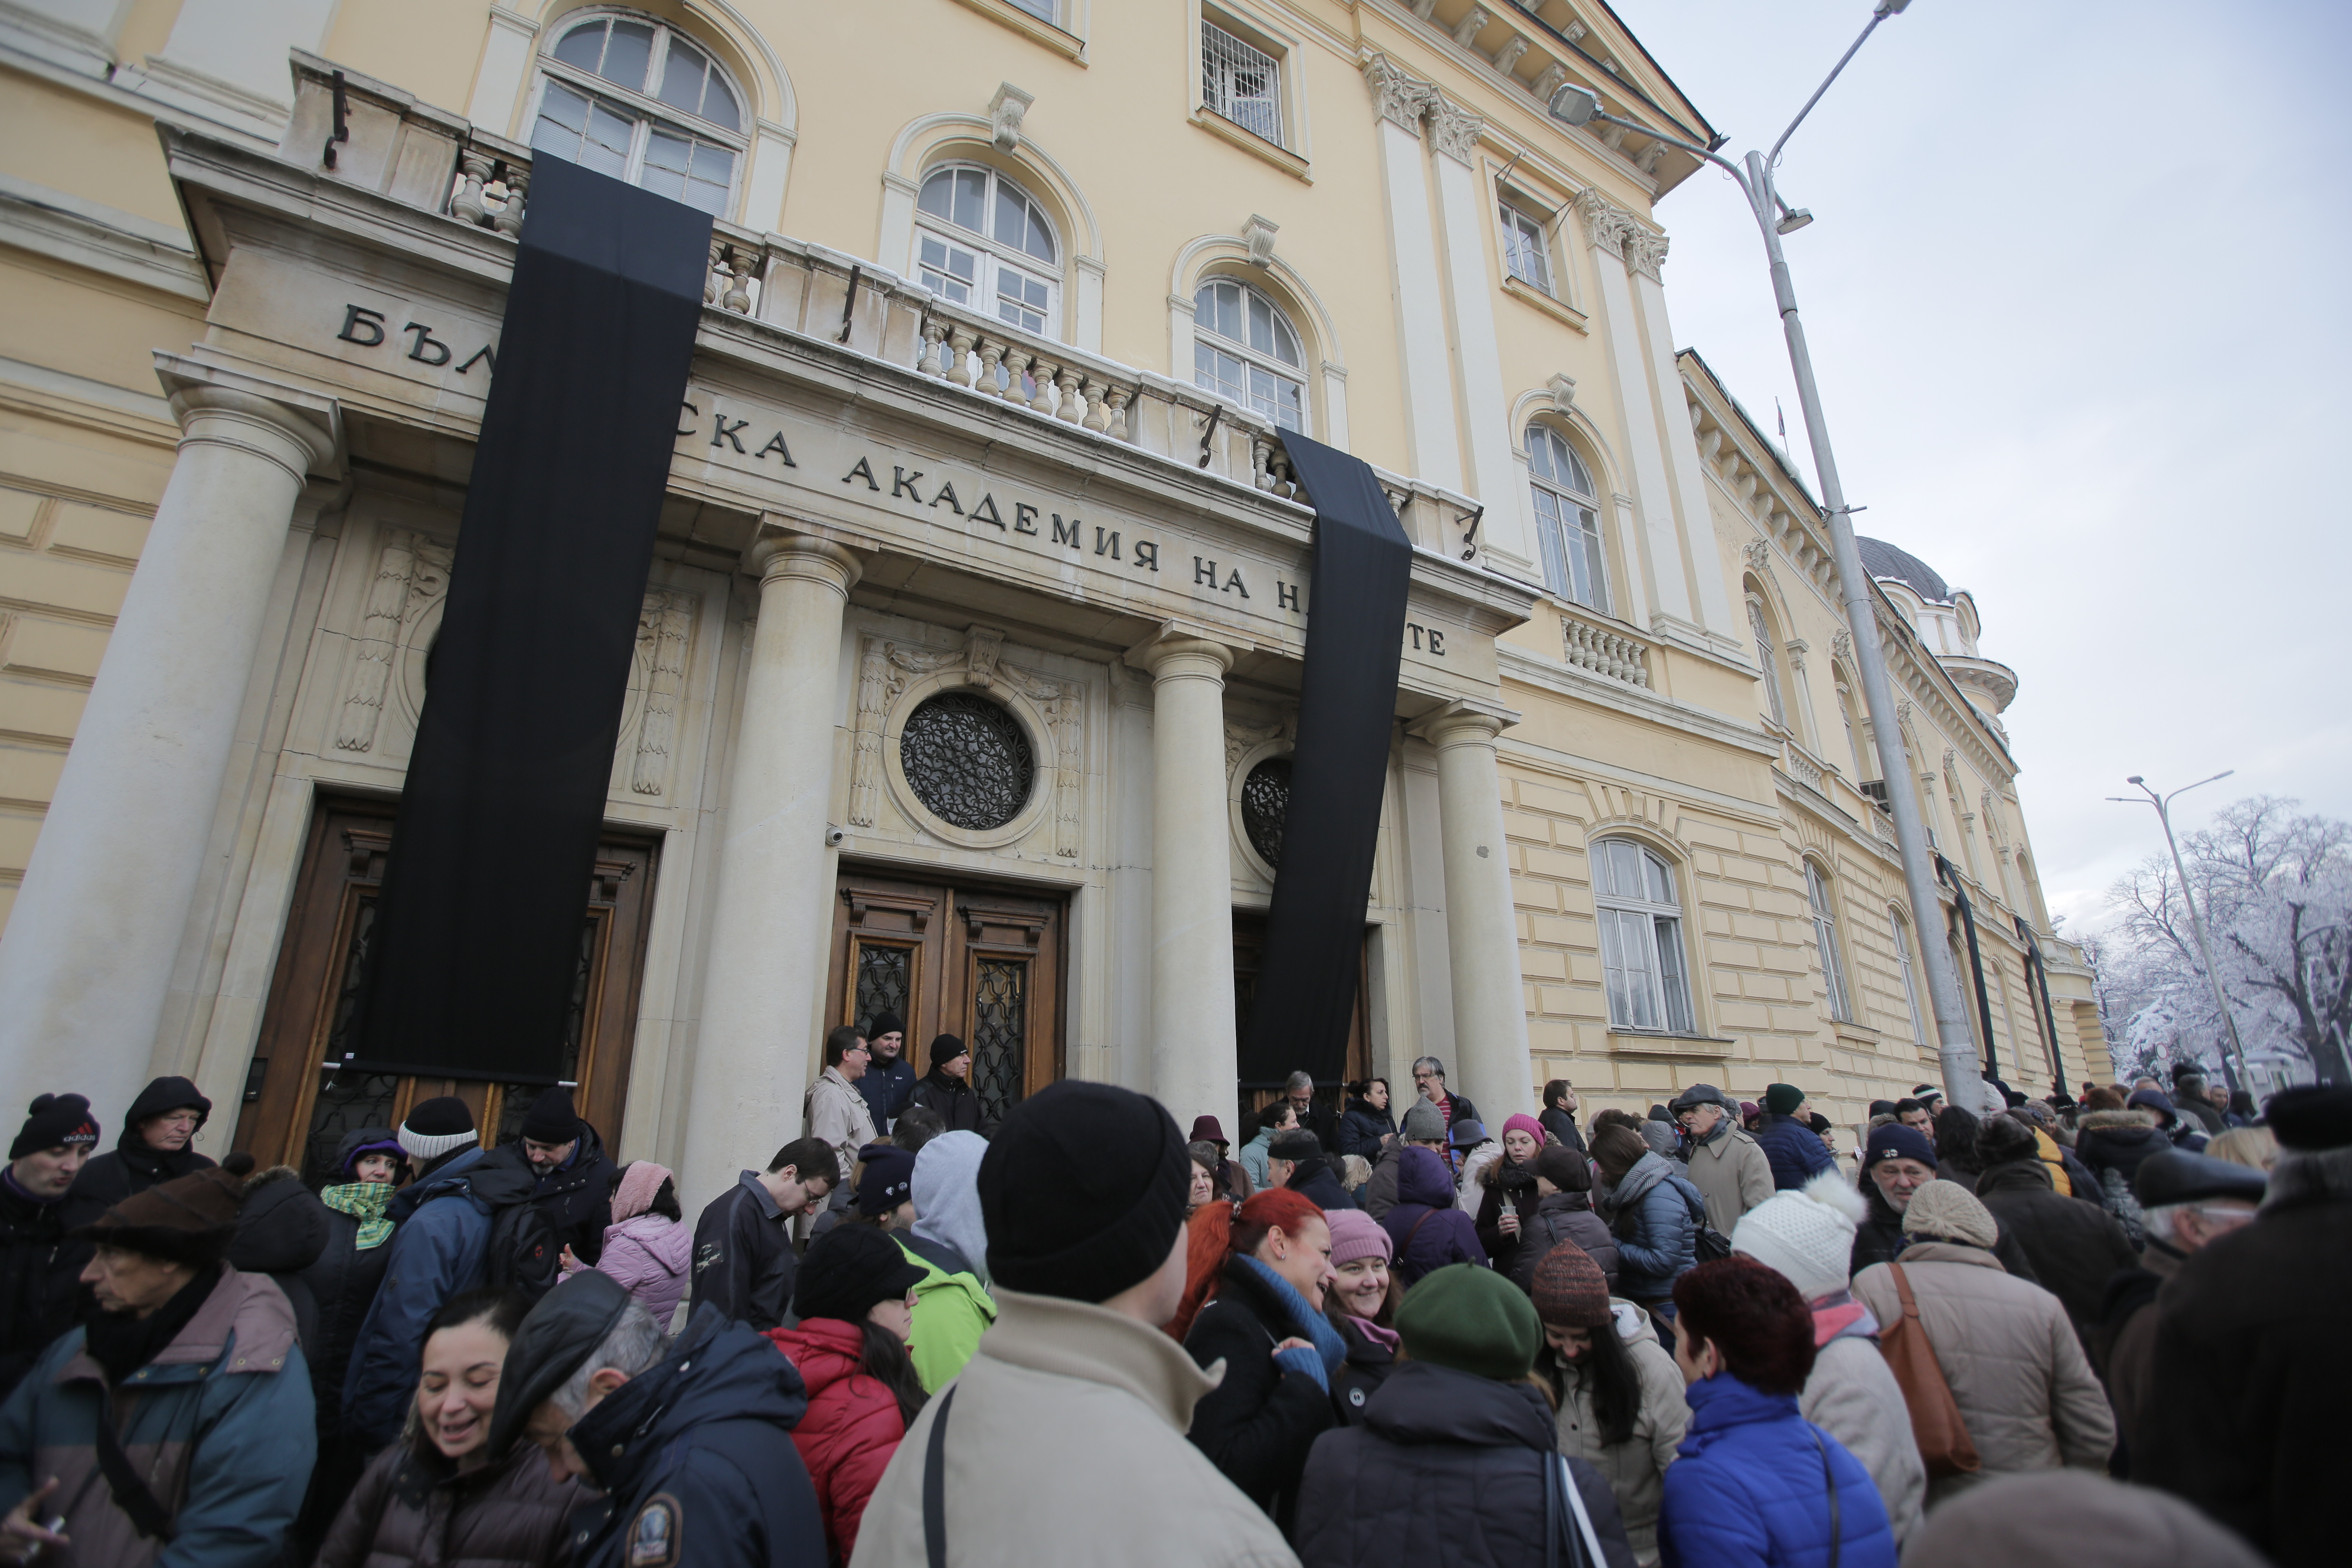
899,692,1035,831
1241,755,1292,869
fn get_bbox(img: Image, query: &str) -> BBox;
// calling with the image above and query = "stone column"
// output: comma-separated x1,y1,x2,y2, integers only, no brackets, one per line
0,380,332,1124
1628,249,1740,646
679,532,860,1213
1414,703,1534,1121
1363,56,1463,493
1142,631,1239,1133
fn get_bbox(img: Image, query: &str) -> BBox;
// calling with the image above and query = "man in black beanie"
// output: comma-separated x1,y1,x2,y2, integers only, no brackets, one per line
0,1094,100,1398
907,1033,985,1134
853,1081,1296,1568
855,1010,918,1133
511,1085,617,1268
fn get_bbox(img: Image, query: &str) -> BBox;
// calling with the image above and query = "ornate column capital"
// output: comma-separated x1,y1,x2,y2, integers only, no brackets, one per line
1624,229,1670,281
1425,97,1486,165
1573,188,1637,259
1362,53,1433,135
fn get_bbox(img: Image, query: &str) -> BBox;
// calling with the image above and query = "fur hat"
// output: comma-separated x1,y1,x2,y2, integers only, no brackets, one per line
1731,1171,1868,1303
1900,1179,1999,1250
72,1151,255,1265
1975,1112,2041,1168
2265,1085,2352,1153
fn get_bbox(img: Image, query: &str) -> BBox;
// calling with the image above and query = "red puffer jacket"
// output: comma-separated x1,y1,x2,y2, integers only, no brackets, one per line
762,1317,908,1561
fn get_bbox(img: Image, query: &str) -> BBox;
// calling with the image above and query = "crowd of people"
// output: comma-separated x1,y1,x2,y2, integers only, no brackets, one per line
0,1042,2335,1568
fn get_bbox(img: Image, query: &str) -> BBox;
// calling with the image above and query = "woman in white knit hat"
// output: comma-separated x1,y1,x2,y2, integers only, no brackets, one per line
1731,1171,1926,1546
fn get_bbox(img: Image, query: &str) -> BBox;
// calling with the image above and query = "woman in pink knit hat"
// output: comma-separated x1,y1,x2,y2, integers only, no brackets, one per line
558,1159,691,1329
1322,1207,1400,1424
1474,1112,1554,1278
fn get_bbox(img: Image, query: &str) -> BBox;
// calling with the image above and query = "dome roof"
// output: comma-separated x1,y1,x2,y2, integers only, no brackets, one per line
1857,537,1951,604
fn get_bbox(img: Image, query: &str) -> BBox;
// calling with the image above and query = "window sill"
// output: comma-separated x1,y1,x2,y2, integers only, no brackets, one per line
1831,1021,1886,1050
1606,1030,1736,1058
1191,110,1312,183
948,0,1087,61
1503,275,1589,334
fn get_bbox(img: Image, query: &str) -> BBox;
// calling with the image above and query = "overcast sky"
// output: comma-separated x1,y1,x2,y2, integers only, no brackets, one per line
1604,0,2351,934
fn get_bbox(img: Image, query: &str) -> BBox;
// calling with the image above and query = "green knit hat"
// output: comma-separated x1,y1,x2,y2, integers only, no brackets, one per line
1763,1083,1806,1117
1396,1263,1542,1382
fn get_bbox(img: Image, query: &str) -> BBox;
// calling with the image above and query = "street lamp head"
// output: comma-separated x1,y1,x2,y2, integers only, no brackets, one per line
1547,83,1602,128
1775,207,1815,234
1874,0,1915,15
2127,775,2145,786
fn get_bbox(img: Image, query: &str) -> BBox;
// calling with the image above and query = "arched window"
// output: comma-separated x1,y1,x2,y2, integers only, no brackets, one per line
1527,425,1609,613
1806,861,1852,1023
1593,838,1693,1033
1193,277,1305,431
915,164,1060,335
1834,671,1864,778
531,11,744,216
1889,908,1927,1046
1748,592,1788,726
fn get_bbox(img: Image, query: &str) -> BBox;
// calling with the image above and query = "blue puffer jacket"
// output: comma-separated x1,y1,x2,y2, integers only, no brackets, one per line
1754,1115,1835,1191
1606,1152,1704,1303
1659,1374,1895,1568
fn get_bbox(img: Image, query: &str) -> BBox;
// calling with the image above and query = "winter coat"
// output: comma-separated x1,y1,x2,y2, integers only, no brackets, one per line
691,1171,799,1332
1799,1312,1925,1550
1656,1373,1896,1568
1969,1159,2135,1349
1682,1124,1773,1238
298,1137,405,1448
568,1306,824,1568
1508,1192,1621,1295
1604,1153,1703,1303
2092,1243,2178,1477
1285,1158,1358,1214
1376,1147,1485,1287
527,1123,617,1268
1472,1157,1541,1276
1849,1243,2114,1507
806,1068,878,1183
1551,1303,1686,1568
1294,1360,1636,1568
54,1077,218,1236
763,1317,908,1562
579,1210,692,1327
1237,1127,1277,1194
1846,1177,2042,1286
1359,1142,1405,1221
343,1146,540,1446
224,1164,330,1359
2074,1109,2171,1192
1753,1114,1835,1192
1541,1106,1588,1156
313,1431,585,1568
0,1266,315,1568
2136,1143,2352,1568
896,1234,994,1393
1325,1312,1395,1427
1334,1098,1396,1160
906,1071,984,1134
851,1287,1301,1568
1183,1258,1337,1530
0,1176,80,1402
855,1054,919,1132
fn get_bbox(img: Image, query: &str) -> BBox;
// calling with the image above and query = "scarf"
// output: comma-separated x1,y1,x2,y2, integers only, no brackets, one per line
85,1265,221,1386
1233,1254,1349,1390
1347,1314,1400,1352
1807,1290,1877,1348
320,1180,398,1249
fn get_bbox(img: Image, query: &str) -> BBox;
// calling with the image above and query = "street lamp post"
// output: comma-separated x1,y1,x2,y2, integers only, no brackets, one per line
1548,1,1989,1109
2107,772,2251,1089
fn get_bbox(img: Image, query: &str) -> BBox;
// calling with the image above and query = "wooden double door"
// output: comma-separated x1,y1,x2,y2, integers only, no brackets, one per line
828,869,1066,1125
233,794,658,1183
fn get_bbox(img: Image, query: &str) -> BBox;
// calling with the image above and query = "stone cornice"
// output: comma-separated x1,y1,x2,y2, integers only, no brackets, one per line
1497,643,1781,760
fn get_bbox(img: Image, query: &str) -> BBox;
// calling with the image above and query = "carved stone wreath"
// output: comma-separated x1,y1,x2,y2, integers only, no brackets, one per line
899,692,1034,831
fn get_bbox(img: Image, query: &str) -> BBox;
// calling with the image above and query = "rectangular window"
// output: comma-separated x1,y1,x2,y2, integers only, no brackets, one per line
1808,865,1853,1023
1203,20,1283,144
1891,913,1927,1046
1501,204,1552,293
1008,0,1056,19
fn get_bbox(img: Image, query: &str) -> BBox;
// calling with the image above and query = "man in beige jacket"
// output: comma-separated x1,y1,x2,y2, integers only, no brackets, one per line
1671,1083,1773,1236
851,1081,1298,1568
1851,1180,2113,1508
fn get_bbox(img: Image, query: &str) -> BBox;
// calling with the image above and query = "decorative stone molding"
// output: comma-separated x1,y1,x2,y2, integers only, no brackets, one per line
988,82,1033,152
1451,7,1492,49
1784,637,1809,674
1426,98,1486,165
1624,229,1669,281
1575,188,1638,259
1832,629,1853,663
1546,373,1577,414
1243,213,1279,267
629,590,697,796
340,527,452,753
1363,54,1432,134
1223,712,1296,775
1493,36,1528,75
1531,62,1569,103
1742,538,1773,574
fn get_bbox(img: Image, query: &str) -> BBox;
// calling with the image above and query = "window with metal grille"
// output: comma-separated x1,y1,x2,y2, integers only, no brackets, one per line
1193,277,1305,430
1202,20,1283,144
914,164,1060,336
1593,838,1693,1034
971,958,1028,1125
531,11,745,217
1808,862,1853,1022
1528,425,1609,613
1501,203,1552,293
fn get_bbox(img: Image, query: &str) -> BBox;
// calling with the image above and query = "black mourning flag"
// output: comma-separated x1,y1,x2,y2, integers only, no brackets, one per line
346,158,711,1081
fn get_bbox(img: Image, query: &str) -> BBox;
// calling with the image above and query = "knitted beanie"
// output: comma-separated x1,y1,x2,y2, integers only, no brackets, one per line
1397,1263,1542,1381
1501,1113,1547,1147
1731,1171,1867,1302
867,1011,906,1043
1325,1207,1392,1268
12,1093,100,1160
977,1080,1187,1303
1763,1083,1806,1117
794,1221,927,1323
1532,1143,1589,1193
1901,1179,1999,1250
519,1087,581,1146
854,1141,917,1215
397,1096,478,1163
1862,1122,1938,1174
929,1032,970,1069
1399,1100,1447,1141
1529,1241,1613,1329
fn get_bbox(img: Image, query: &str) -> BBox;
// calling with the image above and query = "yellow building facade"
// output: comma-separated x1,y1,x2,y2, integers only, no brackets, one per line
0,0,2099,1199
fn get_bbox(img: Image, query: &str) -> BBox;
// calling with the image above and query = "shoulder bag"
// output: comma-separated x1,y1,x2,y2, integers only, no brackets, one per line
1878,1261,1981,1480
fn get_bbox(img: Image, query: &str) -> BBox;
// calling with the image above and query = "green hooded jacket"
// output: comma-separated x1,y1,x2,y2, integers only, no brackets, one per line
898,1239,996,1392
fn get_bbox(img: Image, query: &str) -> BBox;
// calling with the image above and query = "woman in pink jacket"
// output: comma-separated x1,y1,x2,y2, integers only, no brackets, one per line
559,1159,693,1327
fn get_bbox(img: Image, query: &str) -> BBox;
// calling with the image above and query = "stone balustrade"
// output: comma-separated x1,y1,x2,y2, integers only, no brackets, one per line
1560,607,1649,687
1782,736,1828,793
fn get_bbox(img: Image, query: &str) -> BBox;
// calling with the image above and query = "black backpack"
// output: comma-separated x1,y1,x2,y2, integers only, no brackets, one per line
480,1191,562,1301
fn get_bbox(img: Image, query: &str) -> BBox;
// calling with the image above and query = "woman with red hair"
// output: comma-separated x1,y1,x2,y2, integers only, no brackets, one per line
1178,1189,1344,1534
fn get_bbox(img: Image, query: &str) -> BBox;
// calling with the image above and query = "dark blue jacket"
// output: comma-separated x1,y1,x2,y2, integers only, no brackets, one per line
1336,1098,1397,1160
1754,1114,1835,1191
1659,1374,1894,1568
341,1146,538,1444
1607,1153,1703,1302
569,1305,826,1568
855,1055,919,1131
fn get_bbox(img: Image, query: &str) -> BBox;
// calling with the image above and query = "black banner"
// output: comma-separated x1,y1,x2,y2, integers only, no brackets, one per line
1237,430,1414,1090
346,158,711,1081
